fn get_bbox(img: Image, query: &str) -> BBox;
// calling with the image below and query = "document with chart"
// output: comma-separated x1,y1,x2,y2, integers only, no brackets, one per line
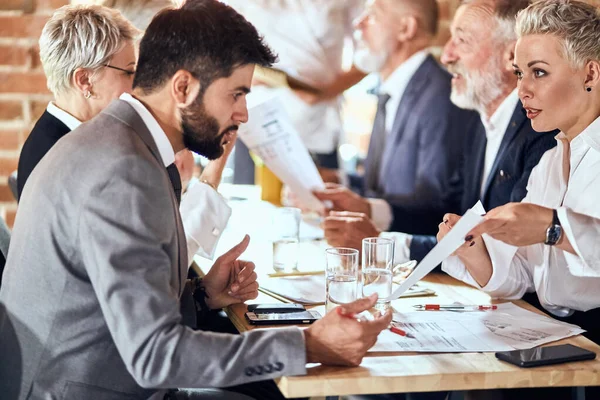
238,95,325,212
371,303,584,353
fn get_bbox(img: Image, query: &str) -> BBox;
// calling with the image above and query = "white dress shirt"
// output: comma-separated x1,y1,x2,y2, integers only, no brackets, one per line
380,90,519,264
367,50,430,233
120,93,231,264
225,0,363,153
479,90,519,196
443,116,600,315
46,102,82,130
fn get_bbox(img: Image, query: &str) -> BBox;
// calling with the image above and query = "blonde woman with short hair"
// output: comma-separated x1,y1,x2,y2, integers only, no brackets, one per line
439,0,600,344
17,4,138,198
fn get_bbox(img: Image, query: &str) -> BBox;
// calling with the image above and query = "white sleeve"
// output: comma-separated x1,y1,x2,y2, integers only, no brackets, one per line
379,231,412,264
442,237,533,300
179,178,231,264
558,206,600,277
367,198,393,231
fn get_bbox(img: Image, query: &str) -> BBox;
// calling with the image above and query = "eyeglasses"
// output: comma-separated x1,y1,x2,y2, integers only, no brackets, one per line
104,64,135,77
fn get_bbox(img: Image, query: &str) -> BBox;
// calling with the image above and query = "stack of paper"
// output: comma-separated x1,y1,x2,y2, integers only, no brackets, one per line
370,303,585,353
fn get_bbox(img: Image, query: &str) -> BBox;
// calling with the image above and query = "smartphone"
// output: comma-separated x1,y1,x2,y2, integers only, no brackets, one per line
247,303,306,314
245,310,321,325
495,344,596,368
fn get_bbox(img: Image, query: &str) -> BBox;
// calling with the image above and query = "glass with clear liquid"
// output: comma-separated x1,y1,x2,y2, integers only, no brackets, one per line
325,248,359,313
362,237,394,312
272,207,301,272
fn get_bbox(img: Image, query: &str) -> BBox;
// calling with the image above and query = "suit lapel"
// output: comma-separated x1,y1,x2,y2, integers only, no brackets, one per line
482,102,527,197
103,100,187,293
380,56,434,178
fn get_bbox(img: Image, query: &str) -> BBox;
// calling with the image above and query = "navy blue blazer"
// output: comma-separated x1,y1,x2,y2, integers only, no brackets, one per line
363,55,480,235
17,111,71,200
409,101,558,262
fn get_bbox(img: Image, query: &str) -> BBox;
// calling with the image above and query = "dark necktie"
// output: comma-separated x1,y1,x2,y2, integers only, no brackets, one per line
166,163,182,205
366,93,391,194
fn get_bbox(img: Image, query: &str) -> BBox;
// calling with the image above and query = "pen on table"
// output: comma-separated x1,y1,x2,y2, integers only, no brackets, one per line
413,304,498,311
267,270,324,278
389,325,416,339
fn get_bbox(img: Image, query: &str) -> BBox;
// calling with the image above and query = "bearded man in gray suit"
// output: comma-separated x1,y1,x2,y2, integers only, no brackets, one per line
0,1,391,399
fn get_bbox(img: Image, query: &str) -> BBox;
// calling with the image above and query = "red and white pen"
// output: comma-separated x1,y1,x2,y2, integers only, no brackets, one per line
389,324,416,339
413,304,498,311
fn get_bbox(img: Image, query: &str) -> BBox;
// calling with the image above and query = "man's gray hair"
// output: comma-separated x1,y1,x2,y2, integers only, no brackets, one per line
462,0,531,43
516,0,600,68
39,4,139,96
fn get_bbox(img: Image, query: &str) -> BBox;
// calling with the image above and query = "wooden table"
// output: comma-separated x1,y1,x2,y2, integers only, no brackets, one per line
193,199,600,399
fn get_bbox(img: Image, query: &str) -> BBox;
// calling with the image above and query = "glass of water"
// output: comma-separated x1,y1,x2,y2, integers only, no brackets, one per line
362,237,394,312
325,247,359,313
272,207,301,272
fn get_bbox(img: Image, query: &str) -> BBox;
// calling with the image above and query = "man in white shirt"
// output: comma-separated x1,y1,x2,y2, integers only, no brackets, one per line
314,0,480,250
226,0,366,183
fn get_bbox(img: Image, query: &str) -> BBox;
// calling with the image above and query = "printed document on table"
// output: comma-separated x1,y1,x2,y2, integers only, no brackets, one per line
238,95,325,212
388,202,485,300
370,303,584,353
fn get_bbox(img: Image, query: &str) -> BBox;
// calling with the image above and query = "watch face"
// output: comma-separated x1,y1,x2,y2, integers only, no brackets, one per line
546,225,562,245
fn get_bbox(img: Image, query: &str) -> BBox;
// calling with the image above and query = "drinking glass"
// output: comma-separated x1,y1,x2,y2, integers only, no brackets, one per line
272,207,301,272
325,247,359,313
362,237,395,312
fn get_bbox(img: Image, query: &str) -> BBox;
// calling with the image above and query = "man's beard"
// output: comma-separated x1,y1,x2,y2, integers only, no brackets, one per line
181,94,237,160
448,55,504,117
352,31,389,74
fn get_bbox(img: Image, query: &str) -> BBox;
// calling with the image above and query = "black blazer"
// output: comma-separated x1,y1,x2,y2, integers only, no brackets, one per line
409,101,558,262
17,111,71,200
362,55,480,236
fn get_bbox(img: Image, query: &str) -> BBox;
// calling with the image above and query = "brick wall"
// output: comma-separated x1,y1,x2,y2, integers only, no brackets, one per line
0,0,69,226
0,0,597,227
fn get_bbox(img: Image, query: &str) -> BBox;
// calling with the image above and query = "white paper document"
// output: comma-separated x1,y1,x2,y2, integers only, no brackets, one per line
238,96,325,211
371,303,585,353
388,203,485,300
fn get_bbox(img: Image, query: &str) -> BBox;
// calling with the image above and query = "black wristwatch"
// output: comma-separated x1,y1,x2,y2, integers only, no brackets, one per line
544,209,563,246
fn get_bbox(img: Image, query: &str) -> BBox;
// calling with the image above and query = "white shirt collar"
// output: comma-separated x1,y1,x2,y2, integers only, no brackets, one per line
119,93,175,167
573,115,600,153
46,102,82,131
380,50,429,98
480,89,519,137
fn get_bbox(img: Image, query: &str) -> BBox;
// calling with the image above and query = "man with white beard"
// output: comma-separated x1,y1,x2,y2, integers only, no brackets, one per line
314,0,480,255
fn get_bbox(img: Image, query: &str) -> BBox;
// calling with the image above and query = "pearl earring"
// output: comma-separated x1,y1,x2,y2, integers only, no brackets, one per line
84,90,91,99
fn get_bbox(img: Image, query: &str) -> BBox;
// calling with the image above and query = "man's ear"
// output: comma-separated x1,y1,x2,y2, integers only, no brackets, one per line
171,70,201,108
397,15,418,42
503,40,517,73
72,68,93,95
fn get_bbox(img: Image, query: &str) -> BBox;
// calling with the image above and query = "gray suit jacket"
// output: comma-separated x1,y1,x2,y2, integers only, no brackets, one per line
0,100,305,400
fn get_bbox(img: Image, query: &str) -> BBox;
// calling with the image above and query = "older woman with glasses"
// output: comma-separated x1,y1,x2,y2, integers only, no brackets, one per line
439,0,600,346
17,5,138,199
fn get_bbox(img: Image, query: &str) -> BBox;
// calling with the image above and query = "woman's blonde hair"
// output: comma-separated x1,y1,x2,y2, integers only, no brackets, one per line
39,4,139,96
516,0,600,68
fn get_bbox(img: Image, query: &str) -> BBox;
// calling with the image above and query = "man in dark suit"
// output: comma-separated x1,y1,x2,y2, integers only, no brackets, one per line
315,0,480,248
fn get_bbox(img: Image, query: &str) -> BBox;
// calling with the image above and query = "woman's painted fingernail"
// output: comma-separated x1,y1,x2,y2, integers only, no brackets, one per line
465,235,474,242
443,219,449,224
469,241,475,247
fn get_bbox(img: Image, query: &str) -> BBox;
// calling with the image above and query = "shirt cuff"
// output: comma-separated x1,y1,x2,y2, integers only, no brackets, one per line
557,206,597,277
180,178,231,264
441,255,481,288
379,231,412,264
367,198,393,231
479,234,519,293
